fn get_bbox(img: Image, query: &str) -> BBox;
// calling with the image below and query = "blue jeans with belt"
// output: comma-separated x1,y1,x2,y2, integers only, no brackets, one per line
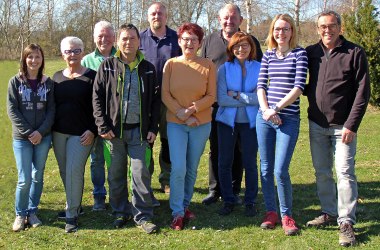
256,112,300,217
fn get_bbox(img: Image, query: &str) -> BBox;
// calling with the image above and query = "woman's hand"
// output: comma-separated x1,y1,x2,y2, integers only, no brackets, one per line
263,109,282,125
176,105,196,121
185,116,199,127
28,131,42,145
147,132,157,143
80,130,95,146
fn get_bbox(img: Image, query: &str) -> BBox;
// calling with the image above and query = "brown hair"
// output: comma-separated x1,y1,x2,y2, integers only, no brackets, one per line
177,23,204,43
226,31,257,62
265,14,298,50
20,44,45,82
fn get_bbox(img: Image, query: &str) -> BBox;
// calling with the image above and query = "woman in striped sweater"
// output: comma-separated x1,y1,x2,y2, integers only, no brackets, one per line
256,14,308,236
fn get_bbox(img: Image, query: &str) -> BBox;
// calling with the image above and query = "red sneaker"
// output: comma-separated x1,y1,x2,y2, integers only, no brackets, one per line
260,211,278,229
282,215,299,236
170,215,184,230
184,208,196,220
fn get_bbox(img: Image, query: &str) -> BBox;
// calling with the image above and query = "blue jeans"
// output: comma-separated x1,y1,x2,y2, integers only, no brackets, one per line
90,137,107,198
218,122,258,205
256,113,300,217
13,135,52,216
168,122,211,217
309,120,358,225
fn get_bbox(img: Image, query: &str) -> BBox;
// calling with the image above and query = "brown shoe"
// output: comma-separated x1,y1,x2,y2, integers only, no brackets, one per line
339,223,356,247
161,184,170,194
306,213,337,227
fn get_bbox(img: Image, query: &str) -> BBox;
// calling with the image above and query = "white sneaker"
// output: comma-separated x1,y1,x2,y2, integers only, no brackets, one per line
28,214,42,228
13,216,26,232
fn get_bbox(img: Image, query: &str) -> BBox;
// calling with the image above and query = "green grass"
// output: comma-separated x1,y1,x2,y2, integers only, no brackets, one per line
1,59,379,249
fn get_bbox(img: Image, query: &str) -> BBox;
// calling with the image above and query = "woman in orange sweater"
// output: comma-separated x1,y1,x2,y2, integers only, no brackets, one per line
162,23,216,231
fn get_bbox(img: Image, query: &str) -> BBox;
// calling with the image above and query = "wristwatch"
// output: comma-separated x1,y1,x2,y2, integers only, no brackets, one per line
271,104,280,113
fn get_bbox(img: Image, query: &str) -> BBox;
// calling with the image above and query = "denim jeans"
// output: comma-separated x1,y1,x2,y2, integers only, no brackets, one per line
309,120,358,225
90,137,107,198
13,134,52,216
256,112,300,217
217,122,258,205
168,122,211,217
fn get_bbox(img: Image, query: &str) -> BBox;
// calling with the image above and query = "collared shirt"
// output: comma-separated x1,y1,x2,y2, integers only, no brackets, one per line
201,29,263,70
82,47,117,71
139,26,181,85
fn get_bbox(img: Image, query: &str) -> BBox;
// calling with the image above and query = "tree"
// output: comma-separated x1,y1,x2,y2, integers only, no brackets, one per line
343,0,380,106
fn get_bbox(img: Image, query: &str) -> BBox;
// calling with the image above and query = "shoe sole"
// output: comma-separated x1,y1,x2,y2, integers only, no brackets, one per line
306,221,336,228
339,241,356,247
137,225,158,234
261,223,275,230
65,228,78,233
284,229,300,236
92,207,106,211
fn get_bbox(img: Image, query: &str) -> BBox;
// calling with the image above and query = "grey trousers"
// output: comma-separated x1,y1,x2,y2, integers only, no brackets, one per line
107,127,153,225
52,132,93,218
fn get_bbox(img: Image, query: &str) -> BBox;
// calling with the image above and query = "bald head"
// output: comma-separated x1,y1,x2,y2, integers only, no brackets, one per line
218,3,243,39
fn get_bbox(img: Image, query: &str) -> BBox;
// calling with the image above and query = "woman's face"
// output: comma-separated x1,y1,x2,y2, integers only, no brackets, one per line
62,43,84,66
232,39,251,62
26,50,43,73
178,31,201,57
273,19,292,47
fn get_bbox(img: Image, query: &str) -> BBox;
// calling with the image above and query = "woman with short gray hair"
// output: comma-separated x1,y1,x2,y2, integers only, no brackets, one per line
52,36,97,233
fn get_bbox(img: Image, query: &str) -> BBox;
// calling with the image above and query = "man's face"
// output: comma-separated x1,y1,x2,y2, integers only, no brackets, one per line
94,27,115,55
148,4,167,31
117,29,140,59
218,7,243,37
317,15,341,49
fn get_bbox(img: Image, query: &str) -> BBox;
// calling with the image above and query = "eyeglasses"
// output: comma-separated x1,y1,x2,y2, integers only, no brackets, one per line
233,43,250,50
181,37,198,43
318,24,339,31
63,48,82,55
274,27,292,33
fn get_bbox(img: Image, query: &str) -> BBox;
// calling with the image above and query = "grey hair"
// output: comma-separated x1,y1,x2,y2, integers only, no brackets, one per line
219,3,241,17
317,10,342,25
60,36,84,54
94,20,115,37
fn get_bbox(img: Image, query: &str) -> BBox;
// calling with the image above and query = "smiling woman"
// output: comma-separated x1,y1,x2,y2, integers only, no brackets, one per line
52,36,97,233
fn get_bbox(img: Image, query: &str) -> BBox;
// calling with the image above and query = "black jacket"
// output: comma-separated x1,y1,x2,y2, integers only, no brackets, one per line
93,52,160,139
305,36,370,132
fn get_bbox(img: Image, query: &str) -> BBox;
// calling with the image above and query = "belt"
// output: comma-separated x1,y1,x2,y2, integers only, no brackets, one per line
123,123,140,130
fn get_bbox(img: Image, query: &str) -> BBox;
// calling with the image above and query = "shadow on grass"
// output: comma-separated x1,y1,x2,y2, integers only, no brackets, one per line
37,181,380,242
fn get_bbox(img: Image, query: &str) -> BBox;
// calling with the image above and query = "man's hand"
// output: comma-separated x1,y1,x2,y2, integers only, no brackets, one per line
147,132,157,143
342,127,356,144
101,130,115,140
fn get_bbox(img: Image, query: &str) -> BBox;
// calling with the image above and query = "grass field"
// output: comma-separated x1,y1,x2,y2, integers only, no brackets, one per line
0,59,379,249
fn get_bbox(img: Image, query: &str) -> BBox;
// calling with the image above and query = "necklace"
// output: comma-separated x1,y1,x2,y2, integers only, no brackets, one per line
276,47,291,58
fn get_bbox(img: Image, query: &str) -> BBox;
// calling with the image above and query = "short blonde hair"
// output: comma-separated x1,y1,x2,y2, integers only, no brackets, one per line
265,14,298,50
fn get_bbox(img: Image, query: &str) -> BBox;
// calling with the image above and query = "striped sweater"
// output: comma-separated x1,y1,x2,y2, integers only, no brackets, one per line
257,47,308,115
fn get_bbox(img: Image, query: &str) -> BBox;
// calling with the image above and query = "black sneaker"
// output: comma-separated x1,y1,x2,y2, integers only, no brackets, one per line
58,207,84,219
339,223,356,247
137,221,158,234
244,204,257,217
113,215,132,229
65,217,78,233
218,203,234,216
202,193,220,205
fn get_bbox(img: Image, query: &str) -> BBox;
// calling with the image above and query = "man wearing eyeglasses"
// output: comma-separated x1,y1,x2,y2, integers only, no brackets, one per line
304,10,370,247
139,2,182,197
81,21,117,212
200,3,263,206
93,24,161,234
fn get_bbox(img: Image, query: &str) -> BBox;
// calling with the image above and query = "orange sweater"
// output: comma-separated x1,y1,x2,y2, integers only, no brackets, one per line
162,57,216,125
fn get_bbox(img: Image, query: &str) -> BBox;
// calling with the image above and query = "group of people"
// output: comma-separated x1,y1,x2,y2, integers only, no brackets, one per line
7,2,370,247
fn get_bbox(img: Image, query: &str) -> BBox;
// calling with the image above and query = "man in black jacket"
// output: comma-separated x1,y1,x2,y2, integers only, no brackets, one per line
93,24,161,234
304,11,370,247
